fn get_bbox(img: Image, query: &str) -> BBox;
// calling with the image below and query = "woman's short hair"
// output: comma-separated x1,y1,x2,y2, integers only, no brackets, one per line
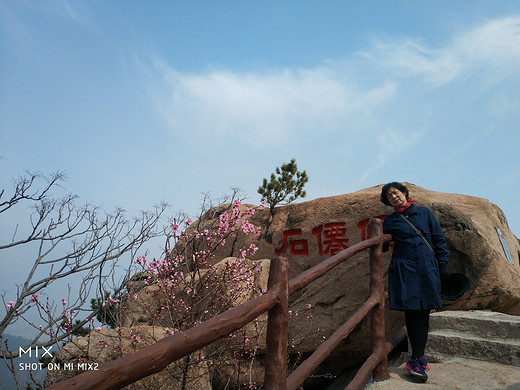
380,182,409,206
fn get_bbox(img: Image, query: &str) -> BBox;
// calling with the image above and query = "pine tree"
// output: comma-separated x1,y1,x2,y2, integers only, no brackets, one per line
258,158,309,215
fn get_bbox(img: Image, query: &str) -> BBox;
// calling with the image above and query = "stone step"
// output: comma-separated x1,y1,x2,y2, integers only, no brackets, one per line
429,309,520,340
427,329,520,366
426,310,520,366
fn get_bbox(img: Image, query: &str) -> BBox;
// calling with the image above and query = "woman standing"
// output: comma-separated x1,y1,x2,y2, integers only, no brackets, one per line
380,182,450,382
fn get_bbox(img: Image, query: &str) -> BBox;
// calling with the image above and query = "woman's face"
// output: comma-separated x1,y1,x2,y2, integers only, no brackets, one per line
386,187,408,208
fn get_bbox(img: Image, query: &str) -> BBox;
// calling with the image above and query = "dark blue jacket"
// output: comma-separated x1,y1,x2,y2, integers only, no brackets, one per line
383,204,450,310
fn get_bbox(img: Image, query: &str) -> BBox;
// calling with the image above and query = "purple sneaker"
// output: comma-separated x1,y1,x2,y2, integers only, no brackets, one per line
418,356,430,371
404,358,428,381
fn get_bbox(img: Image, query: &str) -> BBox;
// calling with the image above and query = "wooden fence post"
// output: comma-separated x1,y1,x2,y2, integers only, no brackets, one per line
368,218,390,382
264,256,289,390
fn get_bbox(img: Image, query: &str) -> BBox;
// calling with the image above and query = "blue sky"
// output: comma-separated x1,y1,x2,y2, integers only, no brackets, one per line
1,1,519,332
2,1,519,229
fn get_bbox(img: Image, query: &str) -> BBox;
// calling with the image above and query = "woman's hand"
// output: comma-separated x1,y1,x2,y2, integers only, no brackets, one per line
439,262,450,282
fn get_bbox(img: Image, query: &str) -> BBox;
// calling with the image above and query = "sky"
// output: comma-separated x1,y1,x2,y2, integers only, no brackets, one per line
0,1,519,336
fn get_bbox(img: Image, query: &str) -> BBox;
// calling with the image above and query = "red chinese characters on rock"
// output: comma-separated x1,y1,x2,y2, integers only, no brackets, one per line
274,229,309,256
274,215,389,257
312,223,349,256
275,222,348,257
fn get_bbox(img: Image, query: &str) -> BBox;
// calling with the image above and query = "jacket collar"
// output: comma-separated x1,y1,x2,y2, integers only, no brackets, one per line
400,202,417,216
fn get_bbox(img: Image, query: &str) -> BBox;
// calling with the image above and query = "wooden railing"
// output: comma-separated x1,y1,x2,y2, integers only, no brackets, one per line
45,218,405,390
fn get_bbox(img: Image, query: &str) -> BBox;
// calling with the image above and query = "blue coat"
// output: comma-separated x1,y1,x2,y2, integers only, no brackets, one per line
383,204,450,311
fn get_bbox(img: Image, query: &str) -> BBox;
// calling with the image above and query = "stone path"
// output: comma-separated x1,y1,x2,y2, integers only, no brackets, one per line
364,310,520,390
364,357,520,390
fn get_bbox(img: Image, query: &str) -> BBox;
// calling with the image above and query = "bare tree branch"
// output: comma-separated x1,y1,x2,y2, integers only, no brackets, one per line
0,171,66,214
0,171,168,362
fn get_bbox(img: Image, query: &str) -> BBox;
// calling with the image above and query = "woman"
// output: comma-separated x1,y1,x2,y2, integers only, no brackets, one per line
380,182,450,382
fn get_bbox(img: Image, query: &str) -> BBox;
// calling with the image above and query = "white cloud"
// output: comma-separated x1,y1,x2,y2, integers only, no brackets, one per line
370,39,464,86
365,16,520,87
453,16,520,67
353,127,426,185
151,61,394,142
147,58,397,148
145,16,519,149
377,128,427,152
136,14,519,195
63,0,91,27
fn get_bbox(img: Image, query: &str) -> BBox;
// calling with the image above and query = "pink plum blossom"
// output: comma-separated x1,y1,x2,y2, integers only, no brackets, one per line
170,222,179,237
130,331,141,343
30,293,40,303
249,244,258,255
103,296,119,307
134,256,146,265
219,212,229,234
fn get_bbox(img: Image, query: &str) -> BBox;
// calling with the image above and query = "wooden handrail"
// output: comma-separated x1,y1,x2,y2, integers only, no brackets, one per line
45,219,400,390
288,235,382,295
264,256,289,390
346,218,390,390
286,294,380,390
286,218,392,390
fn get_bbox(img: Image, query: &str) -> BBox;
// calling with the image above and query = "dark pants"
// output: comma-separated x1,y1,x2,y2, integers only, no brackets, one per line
405,310,430,359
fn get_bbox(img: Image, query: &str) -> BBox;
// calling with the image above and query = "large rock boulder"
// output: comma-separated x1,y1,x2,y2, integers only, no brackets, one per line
48,184,519,389
192,183,520,367
121,258,270,330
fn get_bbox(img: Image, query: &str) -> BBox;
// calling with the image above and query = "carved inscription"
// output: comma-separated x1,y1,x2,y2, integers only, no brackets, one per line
275,215,389,256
